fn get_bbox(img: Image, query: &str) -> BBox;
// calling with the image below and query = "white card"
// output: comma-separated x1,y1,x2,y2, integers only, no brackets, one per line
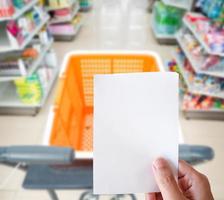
93,72,179,194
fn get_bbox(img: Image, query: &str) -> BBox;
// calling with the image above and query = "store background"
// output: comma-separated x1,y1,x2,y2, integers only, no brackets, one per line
0,0,224,199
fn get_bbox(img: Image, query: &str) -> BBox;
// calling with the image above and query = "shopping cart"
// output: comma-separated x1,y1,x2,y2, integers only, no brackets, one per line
0,145,214,200
0,52,214,200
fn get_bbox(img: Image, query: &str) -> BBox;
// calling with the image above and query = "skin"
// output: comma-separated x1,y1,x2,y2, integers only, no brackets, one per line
147,158,214,200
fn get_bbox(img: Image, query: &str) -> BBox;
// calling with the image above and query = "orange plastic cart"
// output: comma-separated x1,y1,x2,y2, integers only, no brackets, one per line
43,51,164,159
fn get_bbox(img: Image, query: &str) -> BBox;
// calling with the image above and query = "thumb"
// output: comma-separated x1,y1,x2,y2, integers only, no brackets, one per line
152,158,183,200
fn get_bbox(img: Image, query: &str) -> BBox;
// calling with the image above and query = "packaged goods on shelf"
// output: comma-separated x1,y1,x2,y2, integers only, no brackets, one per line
79,0,92,10
0,0,15,17
182,93,224,110
184,13,224,55
196,0,224,23
14,73,43,104
48,14,82,35
46,0,74,9
174,47,224,98
49,1,79,24
0,33,53,78
177,27,224,73
154,1,184,34
6,7,43,44
37,66,54,94
14,62,54,104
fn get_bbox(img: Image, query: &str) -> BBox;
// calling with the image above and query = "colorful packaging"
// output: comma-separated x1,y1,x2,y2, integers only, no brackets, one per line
154,2,184,34
14,74,43,104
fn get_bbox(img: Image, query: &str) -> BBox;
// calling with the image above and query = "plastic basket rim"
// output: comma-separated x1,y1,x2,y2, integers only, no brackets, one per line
60,50,165,75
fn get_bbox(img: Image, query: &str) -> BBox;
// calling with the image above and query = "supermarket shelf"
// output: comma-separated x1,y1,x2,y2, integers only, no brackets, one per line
173,51,224,99
0,39,54,82
27,39,54,76
0,66,59,115
183,13,224,57
161,0,192,10
52,17,83,41
0,0,38,22
49,2,80,24
0,16,50,53
151,9,176,44
182,109,224,120
176,31,224,78
46,0,76,11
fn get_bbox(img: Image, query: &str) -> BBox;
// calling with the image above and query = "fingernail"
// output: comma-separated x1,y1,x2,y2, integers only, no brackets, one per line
153,157,167,170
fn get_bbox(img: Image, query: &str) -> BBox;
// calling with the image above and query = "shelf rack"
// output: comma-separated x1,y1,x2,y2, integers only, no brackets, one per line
0,16,50,53
171,11,224,120
46,0,82,41
0,39,54,82
0,2,58,115
176,30,224,78
161,0,193,10
49,1,80,24
151,3,177,45
183,12,224,57
52,16,83,41
0,66,59,115
0,0,38,22
172,50,224,99
46,0,76,11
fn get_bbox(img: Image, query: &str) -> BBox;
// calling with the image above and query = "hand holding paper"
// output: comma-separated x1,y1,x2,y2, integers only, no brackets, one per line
93,72,179,194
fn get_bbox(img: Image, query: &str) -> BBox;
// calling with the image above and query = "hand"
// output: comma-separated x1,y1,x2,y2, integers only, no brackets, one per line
147,158,214,200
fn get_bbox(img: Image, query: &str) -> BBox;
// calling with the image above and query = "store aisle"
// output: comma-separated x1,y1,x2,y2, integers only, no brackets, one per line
0,0,223,199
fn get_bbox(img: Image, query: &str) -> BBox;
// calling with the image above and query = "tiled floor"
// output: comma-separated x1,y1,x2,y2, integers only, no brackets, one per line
0,0,223,199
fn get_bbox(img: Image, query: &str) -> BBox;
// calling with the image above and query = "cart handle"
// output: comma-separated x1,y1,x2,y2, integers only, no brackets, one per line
0,146,74,165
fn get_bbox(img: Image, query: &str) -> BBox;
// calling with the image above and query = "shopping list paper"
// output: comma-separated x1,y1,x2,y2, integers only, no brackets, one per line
93,72,179,194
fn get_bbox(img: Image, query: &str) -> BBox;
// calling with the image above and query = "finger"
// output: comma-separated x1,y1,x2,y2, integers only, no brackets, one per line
153,158,183,200
178,160,197,178
155,193,163,200
146,193,156,200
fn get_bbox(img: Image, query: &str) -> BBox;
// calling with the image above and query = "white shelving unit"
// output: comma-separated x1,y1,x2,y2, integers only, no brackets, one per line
172,51,224,99
0,2,58,115
49,1,80,24
183,13,224,57
0,0,38,22
162,0,193,10
0,67,58,110
176,31,224,78
0,16,50,53
0,39,54,82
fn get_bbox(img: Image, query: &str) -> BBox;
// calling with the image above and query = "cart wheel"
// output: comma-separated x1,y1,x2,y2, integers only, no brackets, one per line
110,194,137,200
79,191,99,200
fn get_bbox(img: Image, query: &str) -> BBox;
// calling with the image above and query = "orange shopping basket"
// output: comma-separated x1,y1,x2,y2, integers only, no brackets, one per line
43,51,164,159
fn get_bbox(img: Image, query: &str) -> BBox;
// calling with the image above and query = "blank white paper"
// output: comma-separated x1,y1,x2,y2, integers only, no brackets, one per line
93,72,179,194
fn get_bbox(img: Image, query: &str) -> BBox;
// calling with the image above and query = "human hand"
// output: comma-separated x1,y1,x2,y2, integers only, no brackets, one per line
147,158,214,200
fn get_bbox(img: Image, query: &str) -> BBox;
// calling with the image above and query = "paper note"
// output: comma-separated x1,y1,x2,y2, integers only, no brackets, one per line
93,72,179,194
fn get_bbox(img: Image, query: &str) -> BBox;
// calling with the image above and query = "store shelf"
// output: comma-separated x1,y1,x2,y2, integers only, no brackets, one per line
183,13,224,57
27,39,54,76
0,39,54,82
176,31,224,78
0,0,38,22
0,15,50,53
161,0,192,10
52,17,83,40
49,2,80,24
46,0,76,11
151,12,176,44
173,51,224,99
182,108,224,120
0,66,58,110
